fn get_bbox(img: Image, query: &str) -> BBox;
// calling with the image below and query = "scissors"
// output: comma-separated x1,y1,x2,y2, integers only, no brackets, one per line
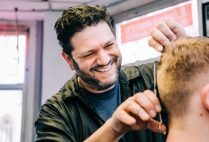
153,61,163,124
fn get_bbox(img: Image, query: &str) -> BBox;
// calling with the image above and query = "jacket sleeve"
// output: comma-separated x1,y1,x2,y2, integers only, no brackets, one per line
34,95,77,142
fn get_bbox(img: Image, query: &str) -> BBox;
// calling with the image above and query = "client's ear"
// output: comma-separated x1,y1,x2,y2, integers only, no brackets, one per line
201,84,209,111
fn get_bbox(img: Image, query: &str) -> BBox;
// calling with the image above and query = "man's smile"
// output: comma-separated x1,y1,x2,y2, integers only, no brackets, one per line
94,63,112,72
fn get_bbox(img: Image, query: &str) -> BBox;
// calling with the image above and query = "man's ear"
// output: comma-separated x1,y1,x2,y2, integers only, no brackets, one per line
62,52,74,70
201,84,209,111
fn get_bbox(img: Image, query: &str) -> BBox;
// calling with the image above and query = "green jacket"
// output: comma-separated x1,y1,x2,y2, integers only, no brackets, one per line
35,63,167,142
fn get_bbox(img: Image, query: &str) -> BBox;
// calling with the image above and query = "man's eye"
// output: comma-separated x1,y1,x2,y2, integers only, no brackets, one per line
83,52,94,57
105,43,114,49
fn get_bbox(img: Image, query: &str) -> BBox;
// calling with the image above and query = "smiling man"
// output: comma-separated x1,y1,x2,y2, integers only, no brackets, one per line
63,22,122,92
35,5,186,142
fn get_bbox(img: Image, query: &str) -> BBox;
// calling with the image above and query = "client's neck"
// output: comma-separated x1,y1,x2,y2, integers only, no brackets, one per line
166,111,209,142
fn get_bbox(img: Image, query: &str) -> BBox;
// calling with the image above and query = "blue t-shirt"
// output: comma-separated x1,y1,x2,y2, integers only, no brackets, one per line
83,81,121,121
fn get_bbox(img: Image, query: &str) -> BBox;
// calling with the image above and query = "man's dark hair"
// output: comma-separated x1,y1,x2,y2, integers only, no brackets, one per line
54,5,114,57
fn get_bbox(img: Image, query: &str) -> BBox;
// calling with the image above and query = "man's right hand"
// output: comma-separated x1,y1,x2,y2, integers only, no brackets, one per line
85,90,166,142
109,90,166,136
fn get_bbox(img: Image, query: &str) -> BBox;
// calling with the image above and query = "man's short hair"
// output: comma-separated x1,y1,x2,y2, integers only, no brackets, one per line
54,5,113,57
157,37,209,118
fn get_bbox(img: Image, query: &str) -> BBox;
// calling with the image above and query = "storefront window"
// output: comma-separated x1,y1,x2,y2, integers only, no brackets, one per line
116,0,199,65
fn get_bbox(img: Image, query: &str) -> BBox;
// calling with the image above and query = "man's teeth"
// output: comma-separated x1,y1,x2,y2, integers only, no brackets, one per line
97,64,112,72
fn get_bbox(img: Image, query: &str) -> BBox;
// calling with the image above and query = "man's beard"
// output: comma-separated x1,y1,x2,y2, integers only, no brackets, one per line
72,57,121,90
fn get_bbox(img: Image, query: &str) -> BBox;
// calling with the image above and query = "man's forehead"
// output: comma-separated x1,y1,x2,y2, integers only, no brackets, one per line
70,22,115,48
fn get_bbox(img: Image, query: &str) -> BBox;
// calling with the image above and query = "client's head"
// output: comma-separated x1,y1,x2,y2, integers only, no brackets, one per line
157,37,209,129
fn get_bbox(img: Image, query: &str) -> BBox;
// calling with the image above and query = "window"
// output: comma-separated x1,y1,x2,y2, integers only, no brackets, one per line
0,34,26,84
0,27,27,142
114,0,200,65
0,90,22,142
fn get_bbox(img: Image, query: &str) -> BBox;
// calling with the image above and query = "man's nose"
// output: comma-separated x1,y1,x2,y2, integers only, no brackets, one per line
96,50,110,65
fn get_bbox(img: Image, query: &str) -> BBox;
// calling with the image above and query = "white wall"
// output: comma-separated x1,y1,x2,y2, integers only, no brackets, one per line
42,11,75,104
19,20,39,142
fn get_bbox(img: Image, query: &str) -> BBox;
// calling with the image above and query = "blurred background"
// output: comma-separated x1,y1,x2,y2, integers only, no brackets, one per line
0,0,208,141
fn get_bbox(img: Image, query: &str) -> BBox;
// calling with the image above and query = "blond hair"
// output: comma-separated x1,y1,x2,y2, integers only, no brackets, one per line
157,37,209,118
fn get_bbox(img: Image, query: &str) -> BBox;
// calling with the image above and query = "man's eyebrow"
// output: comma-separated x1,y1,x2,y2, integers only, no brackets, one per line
104,38,115,46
